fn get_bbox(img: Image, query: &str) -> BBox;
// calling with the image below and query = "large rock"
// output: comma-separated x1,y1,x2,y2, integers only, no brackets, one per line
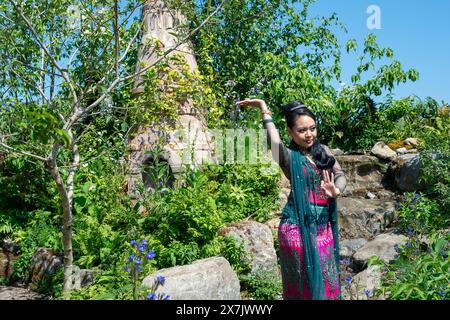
371,142,397,162
265,218,280,234
0,286,46,300
220,221,278,274
278,173,291,189
335,155,392,197
28,248,63,290
0,249,19,279
404,138,419,148
278,188,290,211
142,256,240,300
339,238,368,259
353,233,408,266
341,266,385,300
394,154,426,192
338,198,397,240
71,268,95,290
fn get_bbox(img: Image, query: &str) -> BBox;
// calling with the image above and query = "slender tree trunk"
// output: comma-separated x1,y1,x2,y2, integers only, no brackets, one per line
46,157,74,300
46,135,79,299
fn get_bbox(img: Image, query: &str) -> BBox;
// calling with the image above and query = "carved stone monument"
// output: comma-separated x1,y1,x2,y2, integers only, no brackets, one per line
127,0,213,198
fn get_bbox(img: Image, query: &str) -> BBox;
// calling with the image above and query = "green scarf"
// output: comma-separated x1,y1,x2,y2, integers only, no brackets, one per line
289,140,341,299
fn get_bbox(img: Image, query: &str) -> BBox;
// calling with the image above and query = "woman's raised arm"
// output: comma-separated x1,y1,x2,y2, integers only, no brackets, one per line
236,98,291,179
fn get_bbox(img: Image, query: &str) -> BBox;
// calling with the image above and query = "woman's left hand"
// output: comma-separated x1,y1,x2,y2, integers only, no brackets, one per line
321,170,340,198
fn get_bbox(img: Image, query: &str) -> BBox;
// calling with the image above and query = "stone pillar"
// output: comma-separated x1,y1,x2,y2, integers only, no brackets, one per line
127,0,213,199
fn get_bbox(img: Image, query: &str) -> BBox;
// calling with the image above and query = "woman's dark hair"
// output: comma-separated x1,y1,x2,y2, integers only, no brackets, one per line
281,101,335,170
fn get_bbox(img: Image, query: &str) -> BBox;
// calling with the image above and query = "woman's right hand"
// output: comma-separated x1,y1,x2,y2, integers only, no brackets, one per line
235,98,267,111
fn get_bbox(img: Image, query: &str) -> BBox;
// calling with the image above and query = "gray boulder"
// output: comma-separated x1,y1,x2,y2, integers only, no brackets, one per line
335,155,390,197
353,233,408,266
28,248,63,290
0,286,46,300
341,266,385,300
371,142,397,161
339,238,368,258
142,256,240,300
220,220,278,275
394,154,427,192
338,198,397,240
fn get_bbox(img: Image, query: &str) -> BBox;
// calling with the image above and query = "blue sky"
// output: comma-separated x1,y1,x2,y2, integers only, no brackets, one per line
308,0,450,104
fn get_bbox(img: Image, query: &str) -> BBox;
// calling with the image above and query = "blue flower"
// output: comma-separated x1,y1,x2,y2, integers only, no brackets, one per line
147,293,157,300
124,266,130,272
345,277,351,284
140,239,148,247
364,289,371,296
156,275,166,285
138,266,144,272
139,245,147,252
134,258,142,265
163,294,171,300
130,240,137,247
128,254,135,261
439,291,446,299
147,250,156,260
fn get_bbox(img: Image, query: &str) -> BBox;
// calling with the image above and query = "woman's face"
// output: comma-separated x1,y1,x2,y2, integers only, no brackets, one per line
287,115,317,150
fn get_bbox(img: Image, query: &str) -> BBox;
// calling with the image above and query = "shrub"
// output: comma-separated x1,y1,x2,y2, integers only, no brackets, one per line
240,267,282,300
375,232,449,300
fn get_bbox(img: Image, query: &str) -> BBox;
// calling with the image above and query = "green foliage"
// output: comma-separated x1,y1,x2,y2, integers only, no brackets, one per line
376,233,449,300
70,267,133,300
418,106,450,213
203,163,280,222
0,155,59,219
72,172,140,269
157,241,201,268
143,181,223,246
189,0,344,128
11,210,62,283
397,193,448,234
35,266,64,299
240,268,282,300
220,236,252,276
188,1,419,152
373,192,449,300
133,53,218,129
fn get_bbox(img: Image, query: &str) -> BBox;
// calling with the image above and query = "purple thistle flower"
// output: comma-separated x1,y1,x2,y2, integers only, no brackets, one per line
156,275,166,285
